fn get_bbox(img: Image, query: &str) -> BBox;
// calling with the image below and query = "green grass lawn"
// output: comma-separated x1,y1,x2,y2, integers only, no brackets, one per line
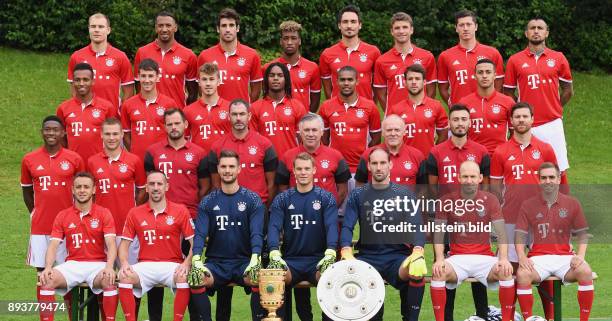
0,47,611,320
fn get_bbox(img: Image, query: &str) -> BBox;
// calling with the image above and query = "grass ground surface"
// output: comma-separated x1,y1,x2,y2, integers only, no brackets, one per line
0,47,611,320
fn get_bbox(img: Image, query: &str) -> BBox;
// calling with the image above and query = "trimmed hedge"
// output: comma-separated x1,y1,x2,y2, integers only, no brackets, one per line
1,0,610,71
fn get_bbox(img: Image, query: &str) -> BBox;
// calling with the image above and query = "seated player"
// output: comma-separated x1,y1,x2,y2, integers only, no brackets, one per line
38,172,118,321
430,161,515,321
117,170,194,321
515,162,593,321
189,150,265,321
340,148,427,321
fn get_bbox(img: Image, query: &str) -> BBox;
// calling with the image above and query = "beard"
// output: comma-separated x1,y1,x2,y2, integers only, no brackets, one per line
529,39,545,46
451,130,467,138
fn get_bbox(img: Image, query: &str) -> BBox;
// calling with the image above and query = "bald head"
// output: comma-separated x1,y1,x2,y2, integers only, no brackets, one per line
382,114,404,128
382,114,406,148
460,160,480,175
458,160,483,190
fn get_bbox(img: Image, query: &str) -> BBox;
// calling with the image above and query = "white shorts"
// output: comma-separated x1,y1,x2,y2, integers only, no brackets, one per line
27,235,67,268
338,173,356,217
131,261,180,298
117,237,140,266
532,118,569,171
530,255,572,284
54,261,106,296
445,254,499,290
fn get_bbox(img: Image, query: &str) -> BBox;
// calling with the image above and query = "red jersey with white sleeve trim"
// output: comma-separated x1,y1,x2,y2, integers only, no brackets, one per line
374,46,437,111
120,93,179,160
437,43,504,105
516,193,587,257
51,204,116,262
67,44,134,110
87,150,146,231
459,91,515,155
386,96,448,156
427,139,490,185
197,43,263,101
355,143,425,186
57,96,116,162
134,41,198,107
263,56,321,108
122,201,194,263
184,97,231,153
504,48,572,126
21,147,85,234
436,191,503,256
318,96,382,172
250,96,307,158
319,41,381,99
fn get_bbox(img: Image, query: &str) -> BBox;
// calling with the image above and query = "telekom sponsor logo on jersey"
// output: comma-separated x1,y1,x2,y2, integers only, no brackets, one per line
455,69,469,84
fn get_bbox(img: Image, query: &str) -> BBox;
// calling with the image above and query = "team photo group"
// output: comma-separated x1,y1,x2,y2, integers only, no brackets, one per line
21,4,595,321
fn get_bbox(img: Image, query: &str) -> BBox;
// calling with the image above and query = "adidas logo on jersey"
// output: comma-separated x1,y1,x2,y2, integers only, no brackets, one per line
443,156,451,162
195,115,203,120
332,112,339,117
522,63,530,68
213,205,220,211
333,58,341,63
160,154,167,159
133,110,141,115
508,155,516,161
141,221,148,226
36,165,44,170
390,64,398,70
68,112,76,118
263,112,269,117
68,223,76,229
288,204,295,210
470,108,476,113
97,168,104,173
452,60,461,65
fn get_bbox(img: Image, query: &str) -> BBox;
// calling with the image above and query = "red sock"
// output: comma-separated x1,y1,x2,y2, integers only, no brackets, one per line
577,281,594,321
538,280,555,320
499,279,516,321
64,292,73,321
103,286,118,321
97,293,106,320
517,284,533,320
511,287,518,319
430,281,446,321
39,287,55,321
118,283,136,321
173,283,191,321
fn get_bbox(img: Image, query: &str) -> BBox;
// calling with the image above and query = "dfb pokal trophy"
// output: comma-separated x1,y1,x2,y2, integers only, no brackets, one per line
259,268,287,321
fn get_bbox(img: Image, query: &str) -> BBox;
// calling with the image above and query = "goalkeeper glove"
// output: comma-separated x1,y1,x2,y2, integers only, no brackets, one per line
340,247,355,260
267,250,288,270
317,249,337,273
188,255,211,287
243,254,262,283
401,246,427,278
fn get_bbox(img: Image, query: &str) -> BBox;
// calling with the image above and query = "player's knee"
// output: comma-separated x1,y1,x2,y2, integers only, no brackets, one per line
575,264,593,281
515,268,532,283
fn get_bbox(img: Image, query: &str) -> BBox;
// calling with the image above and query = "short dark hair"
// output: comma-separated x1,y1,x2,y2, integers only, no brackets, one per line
42,115,64,128
102,117,122,130
156,11,177,24
73,171,95,184
538,162,560,176
218,8,240,26
404,64,426,79
526,18,548,31
219,149,240,162
147,169,168,181
293,152,315,167
337,65,358,79
475,58,496,70
337,4,361,24
368,147,390,162
264,62,292,98
163,108,186,122
229,99,250,112
449,104,470,117
455,9,478,24
390,12,413,27
511,102,534,117
139,58,159,74
73,62,94,77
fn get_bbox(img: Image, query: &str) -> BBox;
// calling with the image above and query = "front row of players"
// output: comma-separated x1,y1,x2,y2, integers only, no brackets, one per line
38,150,593,320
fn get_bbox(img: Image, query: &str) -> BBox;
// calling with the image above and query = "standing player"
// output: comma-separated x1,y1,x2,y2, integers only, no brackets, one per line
184,63,231,153
437,10,504,106
117,170,194,321
459,59,515,155
198,8,263,102
22,116,84,303
430,161,515,321
39,172,118,321
57,63,116,163
387,64,448,156
515,162,593,321
250,63,308,158
341,148,427,321
374,12,437,111
189,150,265,321
319,5,381,100
264,21,321,112
68,13,133,111
121,59,179,161
134,11,198,107
504,18,573,177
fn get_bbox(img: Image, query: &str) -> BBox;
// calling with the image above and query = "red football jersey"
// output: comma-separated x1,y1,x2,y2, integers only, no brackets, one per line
319,41,381,99
459,91,515,155
122,201,194,263
250,96,308,158
437,43,504,105
318,96,382,172
490,136,557,223
57,96,116,162
67,44,134,109
373,46,437,111
355,143,425,186
436,191,503,256
134,41,198,107
51,204,115,262
427,139,490,184
504,48,572,126
386,96,448,156
516,193,588,257
87,150,146,231
263,56,321,108
21,147,85,234
120,93,179,160
184,98,231,153
197,43,263,101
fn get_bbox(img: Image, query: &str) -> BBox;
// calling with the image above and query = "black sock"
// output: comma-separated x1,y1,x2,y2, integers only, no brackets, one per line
147,287,164,321
445,288,456,321
250,288,267,321
294,287,312,321
190,290,212,321
401,279,425,321
215,286,233,321
472,282,489,318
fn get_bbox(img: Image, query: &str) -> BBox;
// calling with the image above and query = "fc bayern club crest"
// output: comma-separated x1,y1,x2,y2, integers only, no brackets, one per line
359,53,368,63
248,146,258,155
558,208,568,218
237,57,246,67
166,216,175,225
284,107,292,116
218,111,228,119
312,200,321,210
466,154,476,161
105,58,115,67
185,152,194,162
403,161,413,170
320,160,330,169
531,149,541,160
424,108,433,118
173,56,182,65
547,59,556,67
298,70,307,79
156,107,165,116
60,161,71,171
491,105,501,114
238,202,247,212
119,164,128,173
413,58,423,65
356,109,365,118
91,109,102,118
90,218,100,229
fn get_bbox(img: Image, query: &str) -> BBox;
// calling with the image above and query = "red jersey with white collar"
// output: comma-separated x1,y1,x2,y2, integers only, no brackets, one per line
319,41,381,99
374,46,437,110
134,41,198,107
67,44,134,110
437,43,504,105
504,47,572,126
263,56,321,108
197,43,263,101
51,204,115,262
355,143,426,186
184,97,231,153
122,201,194,263
318,96,382,171
21,147,85,234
